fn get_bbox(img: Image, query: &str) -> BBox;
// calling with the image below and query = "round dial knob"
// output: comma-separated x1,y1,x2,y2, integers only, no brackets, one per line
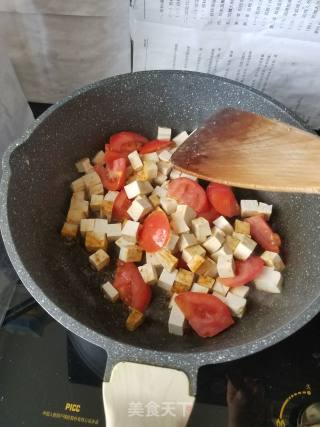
298,402,320,427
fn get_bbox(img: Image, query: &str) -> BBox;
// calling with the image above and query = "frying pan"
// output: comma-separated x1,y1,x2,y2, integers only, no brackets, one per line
1,70,320,426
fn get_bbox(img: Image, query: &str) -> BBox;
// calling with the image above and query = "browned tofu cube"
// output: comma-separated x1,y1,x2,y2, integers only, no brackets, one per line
89,249,110,271
187,255,205,273
174,268,194,290
234,219,251,235
100,200,113,221
85,231,107,253
226,235,240,252
61,223,78,240
90,195,104,213
197,275,215,290
171,282,191,294
126,309,144,331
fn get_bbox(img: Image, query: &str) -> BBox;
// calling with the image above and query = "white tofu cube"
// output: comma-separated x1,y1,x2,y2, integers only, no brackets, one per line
213,279,230,297
142,161,158,180
230,286,250,298
165,232,180,253
104,191,119,202
93,218,109,235
240,200,259,218
105,223,122,241
225,293,247,318
157,126,172,141
160,197,177,215
115,236,135,248
170,216,190,234
180,172,198,181
212,291,227,304
128,150,143,171
233,236,257,261
102,281,119,302
173,131,188,146
90,194,104,213
146,252,163,270
178,233,198,251
196,257,218,278
191,217,211,243
89,249,110,271
142,152,159,163
158,269,178,292
211,244,233,262
175,204,196,226
261,251,285,272
153,185,167,199
158,161,172,176
71,176,85,192
257,202,273,220
203,234,224,254
121,220,140,243
161,180,169,190
83,171,102,189
159,150,173,162
156,249,178,272
154,172,168,185
138,264,158,285
75,158,93,173
80,218,95,236
170,169,182,180
127,196,152,221
182,244,206,264
168,299,186,336
191,283,209,293
119,245,143,262
169,293,178,309
213,216,234,235
217,254,235,278
254,267,283,293
92,150,105,166
124,180,153,199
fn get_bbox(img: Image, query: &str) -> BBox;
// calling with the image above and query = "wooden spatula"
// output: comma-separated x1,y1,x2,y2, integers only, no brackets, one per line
172,109,320,193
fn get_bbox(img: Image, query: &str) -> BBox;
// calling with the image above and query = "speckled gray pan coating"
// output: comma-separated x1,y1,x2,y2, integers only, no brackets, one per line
1,70,320,395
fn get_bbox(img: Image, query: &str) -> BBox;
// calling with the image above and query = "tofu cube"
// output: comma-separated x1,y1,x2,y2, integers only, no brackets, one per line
124,180,153,199
146,252,163,270
175,268,194,289
191,283,209,293
157,126,172,141
211,243,233,261
127,196,152,221
217,254,235,278
187,254,205,273
225,293,247,318
93,218,109,235
138,264,158,285
196,257,218,278
104,190,119,202
85,231,107,252
158,269,178,291
61,223,78,240
128,150,143,171
197,275,215,289
156,249,178,272
102,281,119,302
191,217,211,243
80,218,95,236
226,235,240,253
213,216,234,235
126,309,144,331
152,185,167,199
71,176,85,192
71,190,86,201
240,200,259,218
149,193,160,208
83,172,102,196
90,194,104,213
234,219,251,235
158,161,173,176
75,158,93,173
213,279,230,297
160,197,177,215
175,205,196,226
233,235,257,261
203,233,224,254
178,233,198,251
168,299,186,336
169,292,178,309
141,152,159,163
66,208,87,225
165,232,180,253
89,249,110,271
170,169,182,180
257,202,272,220
119,245,143,263
170,216,190,234
254,267,283,293
158,150,173,162
171,282,191,294
115,236,135,248
136,161,158,181
182,245,206,264
154,172,168,185
92,150,105,166
230,286,250,298
121,220,140,243
261,251,285,272
105,223,122,241
173,131,188,146
88,183,104,196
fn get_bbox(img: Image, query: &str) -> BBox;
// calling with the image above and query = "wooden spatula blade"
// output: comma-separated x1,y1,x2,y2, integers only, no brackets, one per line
172,109,320,193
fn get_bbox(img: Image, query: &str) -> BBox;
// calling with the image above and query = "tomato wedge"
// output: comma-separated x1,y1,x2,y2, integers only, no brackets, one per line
109,131,148,154
206,183,240,217
112,189,131,221
176,292,234,338
113,261,151,312
105,146,129,167
94,158,126,191
245,215,281,253
138,210,170,252
168,178,208,214
220,256,264,287
198,205,220,222
139,139,172,154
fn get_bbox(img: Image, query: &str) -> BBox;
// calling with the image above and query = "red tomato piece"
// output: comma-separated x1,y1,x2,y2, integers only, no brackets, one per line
168,178,208,214
220,256,265,287
109,131,148,154
113,261,151,312
139,139,172,154
94,158,126,191
105,146,129,167
198,205,220,222
206,183,240,218
112,189,131,221
138,211,170,252
244,215,281,253
176,292,234,338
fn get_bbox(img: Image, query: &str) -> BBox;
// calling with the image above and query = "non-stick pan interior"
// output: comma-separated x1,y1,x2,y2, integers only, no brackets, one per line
5,71,320,354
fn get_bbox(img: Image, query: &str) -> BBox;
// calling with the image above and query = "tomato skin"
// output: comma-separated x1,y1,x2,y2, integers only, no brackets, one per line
112,189,131,221
109,131,148,153
105,146,129,167
113,261,151,312
244,215,281,253
220,256,265,287
94,158,126,191
139,211,170,252
168,178,208,214
206,183,240,217
176,292,234,338
139,139,172,154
